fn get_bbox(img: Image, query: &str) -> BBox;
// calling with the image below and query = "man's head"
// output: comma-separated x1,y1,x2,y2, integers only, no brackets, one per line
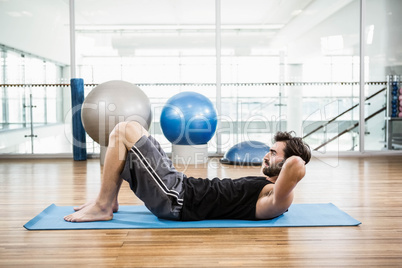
261,131,311,178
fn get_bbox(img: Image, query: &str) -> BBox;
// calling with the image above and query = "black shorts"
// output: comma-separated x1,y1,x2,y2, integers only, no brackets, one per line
120,135,185,220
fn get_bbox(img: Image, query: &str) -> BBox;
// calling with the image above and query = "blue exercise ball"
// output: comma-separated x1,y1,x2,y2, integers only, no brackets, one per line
160,91,217,145
220,141,270,166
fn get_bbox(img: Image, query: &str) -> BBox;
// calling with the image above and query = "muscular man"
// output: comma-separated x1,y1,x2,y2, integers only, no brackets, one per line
64,121,311,222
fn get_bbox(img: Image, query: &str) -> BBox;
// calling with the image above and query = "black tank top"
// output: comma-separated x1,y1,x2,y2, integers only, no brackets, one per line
180,176,273,221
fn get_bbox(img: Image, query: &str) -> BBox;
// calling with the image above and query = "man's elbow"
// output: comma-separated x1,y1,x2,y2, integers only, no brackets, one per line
272,191,294,216
285,156,306,181
287,155,305,166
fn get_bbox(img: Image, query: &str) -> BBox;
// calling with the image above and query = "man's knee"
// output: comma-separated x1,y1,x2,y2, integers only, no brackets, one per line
110,121,147,148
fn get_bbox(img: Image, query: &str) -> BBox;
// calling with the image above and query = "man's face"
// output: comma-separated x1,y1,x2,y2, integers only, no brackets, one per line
261,141,286,178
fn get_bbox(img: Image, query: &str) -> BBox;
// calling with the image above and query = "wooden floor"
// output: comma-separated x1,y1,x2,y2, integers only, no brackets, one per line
1,155,402,267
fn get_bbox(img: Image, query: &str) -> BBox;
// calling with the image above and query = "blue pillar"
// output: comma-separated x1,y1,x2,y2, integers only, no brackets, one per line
70,78,87,160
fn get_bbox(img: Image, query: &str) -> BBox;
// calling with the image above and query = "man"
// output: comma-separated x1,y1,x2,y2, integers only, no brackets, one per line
64,121,311,222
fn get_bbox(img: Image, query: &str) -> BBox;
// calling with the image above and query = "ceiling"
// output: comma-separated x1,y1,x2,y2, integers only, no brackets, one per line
69,0,354,58
0,0,356,61
73,0,310,26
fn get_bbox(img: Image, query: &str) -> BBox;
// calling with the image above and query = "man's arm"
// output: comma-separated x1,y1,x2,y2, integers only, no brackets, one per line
255,156,306,220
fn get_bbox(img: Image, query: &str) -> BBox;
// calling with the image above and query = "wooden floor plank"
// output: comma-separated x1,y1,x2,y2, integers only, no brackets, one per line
0,156,402,267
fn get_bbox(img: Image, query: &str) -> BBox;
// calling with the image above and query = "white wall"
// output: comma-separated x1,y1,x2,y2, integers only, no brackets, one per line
0,0,70,65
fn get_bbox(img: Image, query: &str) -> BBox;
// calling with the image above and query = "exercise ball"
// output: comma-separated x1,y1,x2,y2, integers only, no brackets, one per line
160,91,217,145
81,80,152,146
220,141,270,166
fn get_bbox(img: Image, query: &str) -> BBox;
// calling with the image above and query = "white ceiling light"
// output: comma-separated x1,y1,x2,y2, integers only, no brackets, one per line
75,24,284,32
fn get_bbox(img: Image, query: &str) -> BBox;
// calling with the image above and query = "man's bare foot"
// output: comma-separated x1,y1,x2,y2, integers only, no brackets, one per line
73,201,93,211
64,203,113,222
74,201,119,213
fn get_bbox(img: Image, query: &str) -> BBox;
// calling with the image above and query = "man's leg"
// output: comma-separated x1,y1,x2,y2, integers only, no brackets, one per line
64,121,149,222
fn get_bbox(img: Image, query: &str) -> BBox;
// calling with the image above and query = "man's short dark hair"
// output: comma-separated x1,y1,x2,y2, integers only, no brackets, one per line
274,131,311,164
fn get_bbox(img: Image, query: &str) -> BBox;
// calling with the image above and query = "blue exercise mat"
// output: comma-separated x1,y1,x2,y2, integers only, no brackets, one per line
24,203,361,230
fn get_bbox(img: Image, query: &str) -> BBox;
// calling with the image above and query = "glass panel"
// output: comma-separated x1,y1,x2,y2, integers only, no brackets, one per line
5,51,24,84
365,0,402,150
0,0,69,155
75,0,216,153
0,49,67,154
221,0,360,152
0,85,70,154
0,51,3,124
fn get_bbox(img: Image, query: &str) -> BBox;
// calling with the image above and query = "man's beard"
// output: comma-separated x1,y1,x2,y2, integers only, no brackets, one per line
262,160,285,177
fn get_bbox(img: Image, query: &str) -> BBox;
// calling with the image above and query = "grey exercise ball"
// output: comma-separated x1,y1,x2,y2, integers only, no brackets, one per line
81,80,152,146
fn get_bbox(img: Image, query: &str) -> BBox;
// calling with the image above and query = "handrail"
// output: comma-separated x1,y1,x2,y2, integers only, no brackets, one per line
303,87,386,139
314,107,386,151
0,81,388,88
